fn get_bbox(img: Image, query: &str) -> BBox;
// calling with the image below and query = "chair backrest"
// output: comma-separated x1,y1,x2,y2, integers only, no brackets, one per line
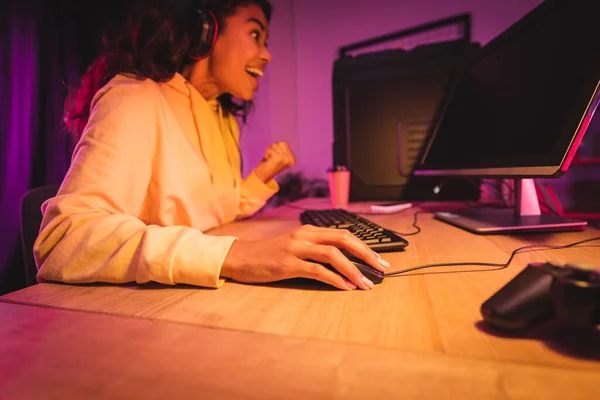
19,185,60,286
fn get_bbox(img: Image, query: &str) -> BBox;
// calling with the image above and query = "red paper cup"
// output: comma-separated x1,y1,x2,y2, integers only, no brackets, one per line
328,170,350,208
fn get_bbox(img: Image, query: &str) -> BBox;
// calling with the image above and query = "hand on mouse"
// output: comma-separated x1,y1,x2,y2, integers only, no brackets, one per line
220,225,390,290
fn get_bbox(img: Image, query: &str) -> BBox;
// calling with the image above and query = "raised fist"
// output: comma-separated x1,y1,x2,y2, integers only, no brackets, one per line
253,141,295,183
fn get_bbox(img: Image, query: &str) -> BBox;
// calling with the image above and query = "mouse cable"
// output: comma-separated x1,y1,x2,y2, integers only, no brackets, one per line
379,209,424,236
280,202,599,274
384,236,600,277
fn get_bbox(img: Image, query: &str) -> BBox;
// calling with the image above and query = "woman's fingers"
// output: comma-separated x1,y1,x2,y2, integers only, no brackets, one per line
269,142,294,165
293,242,373,290
264,147,275,160
296,225,390,273
295,259,358,291
222,225,390,291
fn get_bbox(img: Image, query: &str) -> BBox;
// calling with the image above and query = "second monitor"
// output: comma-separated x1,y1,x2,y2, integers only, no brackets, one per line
413,0,600,234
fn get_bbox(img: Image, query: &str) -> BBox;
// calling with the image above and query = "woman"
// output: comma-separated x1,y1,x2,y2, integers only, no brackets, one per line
35,0,390,291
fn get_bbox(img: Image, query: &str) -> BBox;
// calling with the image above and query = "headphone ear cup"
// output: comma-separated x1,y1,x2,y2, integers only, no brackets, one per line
188,9,218,60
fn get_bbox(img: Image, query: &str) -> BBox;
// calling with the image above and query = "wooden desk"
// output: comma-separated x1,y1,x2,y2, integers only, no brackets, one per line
2,199,600,398
2,301,599,399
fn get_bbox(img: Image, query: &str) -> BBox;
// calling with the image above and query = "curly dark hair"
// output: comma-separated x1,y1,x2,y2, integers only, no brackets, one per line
64,0,273,137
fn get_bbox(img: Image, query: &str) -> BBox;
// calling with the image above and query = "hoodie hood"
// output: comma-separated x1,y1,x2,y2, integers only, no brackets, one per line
162,73,241,191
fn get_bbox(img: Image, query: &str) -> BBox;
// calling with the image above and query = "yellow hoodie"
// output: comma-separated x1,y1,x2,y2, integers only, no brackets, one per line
34,73,279,288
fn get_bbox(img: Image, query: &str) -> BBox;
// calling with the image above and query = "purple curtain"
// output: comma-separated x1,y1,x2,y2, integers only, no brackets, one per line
0,0,40,293
0,0,82,294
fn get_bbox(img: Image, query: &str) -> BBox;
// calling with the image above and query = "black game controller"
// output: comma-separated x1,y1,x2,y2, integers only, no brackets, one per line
481,261,600,331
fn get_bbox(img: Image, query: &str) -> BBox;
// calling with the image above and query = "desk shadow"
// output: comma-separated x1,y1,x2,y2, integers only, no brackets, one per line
132,283,214,291
44,281,138,289
250,278,341,292
475,319,600,361
46,281,212,292
47,279,351,292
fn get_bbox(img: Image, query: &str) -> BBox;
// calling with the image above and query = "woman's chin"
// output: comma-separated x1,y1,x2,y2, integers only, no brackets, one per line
234,91,256,101
224,85,257,101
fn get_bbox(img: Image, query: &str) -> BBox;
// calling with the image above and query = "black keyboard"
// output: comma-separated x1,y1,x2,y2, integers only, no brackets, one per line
299,208,408,252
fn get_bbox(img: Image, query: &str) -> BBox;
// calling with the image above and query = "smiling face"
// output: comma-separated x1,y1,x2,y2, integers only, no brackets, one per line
205,4,272,100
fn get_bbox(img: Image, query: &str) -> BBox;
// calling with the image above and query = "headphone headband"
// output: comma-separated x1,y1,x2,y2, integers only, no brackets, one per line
188,1,218,60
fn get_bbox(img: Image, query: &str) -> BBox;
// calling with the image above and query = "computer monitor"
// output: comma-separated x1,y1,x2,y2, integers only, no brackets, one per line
413,0,600,234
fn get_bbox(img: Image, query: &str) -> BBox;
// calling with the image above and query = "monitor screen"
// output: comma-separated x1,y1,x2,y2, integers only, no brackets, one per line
414,0,600,178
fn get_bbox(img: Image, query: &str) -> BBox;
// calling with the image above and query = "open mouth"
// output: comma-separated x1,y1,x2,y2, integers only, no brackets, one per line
245,67,263,78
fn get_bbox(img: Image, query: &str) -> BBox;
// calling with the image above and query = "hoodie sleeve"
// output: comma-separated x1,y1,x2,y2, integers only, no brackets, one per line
34,80,235,288
237,172,279,218
224,114,280,219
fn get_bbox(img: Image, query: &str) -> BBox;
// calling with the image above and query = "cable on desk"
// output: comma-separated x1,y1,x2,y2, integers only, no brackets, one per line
384,236,600,277
282,201,600,277
386,210,424,236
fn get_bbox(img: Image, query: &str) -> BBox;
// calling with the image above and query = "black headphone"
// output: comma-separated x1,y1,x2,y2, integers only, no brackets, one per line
188,0,218,60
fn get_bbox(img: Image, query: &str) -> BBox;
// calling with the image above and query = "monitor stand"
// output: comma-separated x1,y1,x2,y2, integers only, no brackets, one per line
434,178,588,234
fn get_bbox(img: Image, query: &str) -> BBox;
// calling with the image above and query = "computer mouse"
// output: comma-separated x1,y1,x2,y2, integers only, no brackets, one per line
319,254,385,285
348,258,385,284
